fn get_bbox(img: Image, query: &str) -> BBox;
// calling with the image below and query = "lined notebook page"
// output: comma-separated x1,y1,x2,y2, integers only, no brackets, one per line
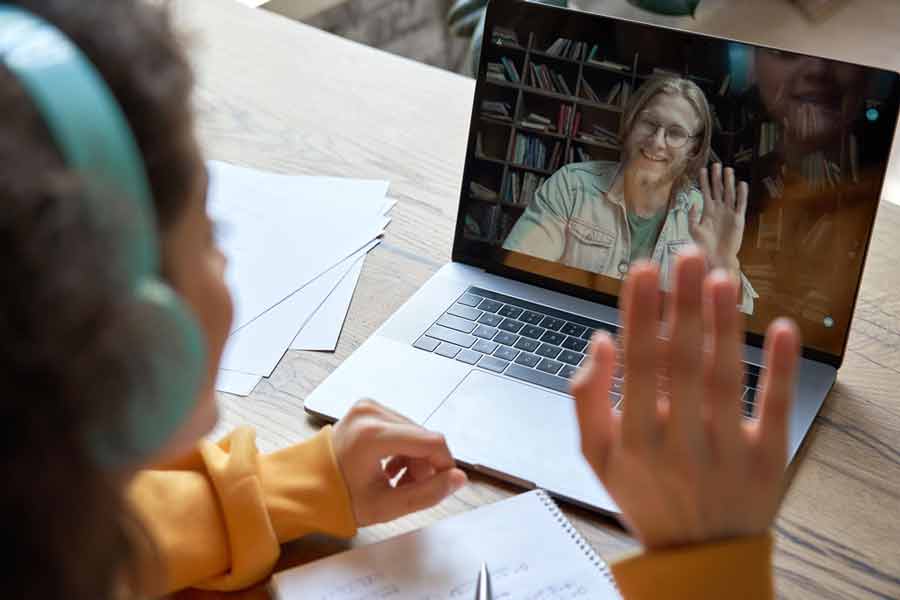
272,490,621,600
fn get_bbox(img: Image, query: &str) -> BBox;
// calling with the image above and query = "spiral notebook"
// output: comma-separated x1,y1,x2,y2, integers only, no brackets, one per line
271,490,621,599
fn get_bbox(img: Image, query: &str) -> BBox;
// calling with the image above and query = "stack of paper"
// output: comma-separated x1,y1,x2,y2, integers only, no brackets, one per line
207,161,392,396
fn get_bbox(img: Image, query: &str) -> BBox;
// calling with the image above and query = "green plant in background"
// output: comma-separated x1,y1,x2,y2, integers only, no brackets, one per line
629,0,701,16
448,0,702,76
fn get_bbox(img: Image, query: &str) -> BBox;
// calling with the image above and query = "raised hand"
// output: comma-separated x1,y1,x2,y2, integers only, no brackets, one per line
690,163,749,273
572,248,800,549
332,399,467,527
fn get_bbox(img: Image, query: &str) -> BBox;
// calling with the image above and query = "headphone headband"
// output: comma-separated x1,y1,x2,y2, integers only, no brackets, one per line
0,5,206,466
0,5,158,280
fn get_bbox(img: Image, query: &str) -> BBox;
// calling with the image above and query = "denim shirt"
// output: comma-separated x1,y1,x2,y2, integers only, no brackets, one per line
502,161,757,313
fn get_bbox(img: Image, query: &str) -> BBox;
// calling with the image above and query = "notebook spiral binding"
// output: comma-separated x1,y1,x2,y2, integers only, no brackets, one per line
535,489,621,594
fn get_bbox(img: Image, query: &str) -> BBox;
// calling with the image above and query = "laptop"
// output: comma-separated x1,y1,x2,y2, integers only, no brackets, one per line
306,0,900,513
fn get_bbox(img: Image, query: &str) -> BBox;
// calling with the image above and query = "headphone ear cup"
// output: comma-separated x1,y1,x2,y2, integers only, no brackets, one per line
92,279,207,465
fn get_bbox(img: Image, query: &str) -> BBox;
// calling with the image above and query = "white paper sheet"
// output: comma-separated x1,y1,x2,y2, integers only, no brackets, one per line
289,197,395,352
219,238,382,378
215,369,262,396
290,253,365,351
207,161,390,333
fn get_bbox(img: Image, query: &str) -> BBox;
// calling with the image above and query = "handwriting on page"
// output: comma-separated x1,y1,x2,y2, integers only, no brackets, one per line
315,563,591,600
273,492,619,600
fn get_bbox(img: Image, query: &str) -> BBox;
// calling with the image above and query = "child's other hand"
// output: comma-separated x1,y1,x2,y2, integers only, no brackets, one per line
572,248,800,550
332,399,467,527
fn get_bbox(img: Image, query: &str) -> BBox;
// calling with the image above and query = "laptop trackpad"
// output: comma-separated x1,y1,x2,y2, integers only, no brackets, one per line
425,370,615,512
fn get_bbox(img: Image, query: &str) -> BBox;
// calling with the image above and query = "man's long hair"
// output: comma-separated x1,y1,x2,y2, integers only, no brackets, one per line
619,76,713,194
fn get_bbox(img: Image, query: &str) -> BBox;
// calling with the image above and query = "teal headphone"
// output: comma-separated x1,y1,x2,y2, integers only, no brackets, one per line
0,6,206,465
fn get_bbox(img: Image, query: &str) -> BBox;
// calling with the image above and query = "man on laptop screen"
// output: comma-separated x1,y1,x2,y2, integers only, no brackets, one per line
501,75,758,313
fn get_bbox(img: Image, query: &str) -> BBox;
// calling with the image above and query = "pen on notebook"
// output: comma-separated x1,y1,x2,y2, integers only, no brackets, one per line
475,562,492,600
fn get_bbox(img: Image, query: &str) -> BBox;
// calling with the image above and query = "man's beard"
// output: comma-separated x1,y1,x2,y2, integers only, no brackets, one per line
627,150,687,191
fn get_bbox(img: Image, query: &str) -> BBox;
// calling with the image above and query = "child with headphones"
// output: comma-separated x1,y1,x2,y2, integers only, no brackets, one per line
0,1,799,599
1,2,465,597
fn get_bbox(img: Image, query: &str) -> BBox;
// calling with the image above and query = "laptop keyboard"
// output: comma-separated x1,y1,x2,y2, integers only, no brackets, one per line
413,287,763,419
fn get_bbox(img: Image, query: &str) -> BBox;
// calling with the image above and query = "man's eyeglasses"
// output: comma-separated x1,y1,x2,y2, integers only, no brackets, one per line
634,115,698,149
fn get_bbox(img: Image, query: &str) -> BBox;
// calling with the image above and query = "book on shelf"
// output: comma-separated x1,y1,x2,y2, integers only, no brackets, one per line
481,100,513,121
549,141,563,171
578,124,619,148
492,26,521,47
528,63,570,95
514,133,558,170
574,146,593,162
545,37,571,56
545,38,587,61
522,172,548,205
587,45,601,62
486,62,508,83
502,170,518,205
520,112,556,132
557,104,576,136
621,80,631,107
605,81,631,107
553,71,573,95
501,57,520,82
592,124,618,139
759,122,782,157
498,209,518,242
589,58,630,72
569,41,587,62
503,170,548,207
464,201,500,240
580,78,601,103
470,180,499,202
474,131,504,162
653,67,680,78
548,143,563,172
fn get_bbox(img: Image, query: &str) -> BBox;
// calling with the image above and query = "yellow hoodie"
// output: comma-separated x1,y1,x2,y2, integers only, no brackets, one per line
129,426,773,599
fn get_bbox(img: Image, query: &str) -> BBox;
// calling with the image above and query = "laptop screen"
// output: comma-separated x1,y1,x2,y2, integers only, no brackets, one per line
453,0,899,360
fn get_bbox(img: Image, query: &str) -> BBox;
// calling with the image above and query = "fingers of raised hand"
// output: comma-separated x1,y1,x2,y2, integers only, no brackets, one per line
621,262,663,446
702,270,745,446
571,331,618,480
699,167,713,205
736,181,749,220
666,250,707,446
712,162,725,204
755,318,801,471
723,167,736,210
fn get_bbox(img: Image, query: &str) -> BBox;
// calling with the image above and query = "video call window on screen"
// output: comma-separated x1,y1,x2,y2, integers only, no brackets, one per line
458,11,898,355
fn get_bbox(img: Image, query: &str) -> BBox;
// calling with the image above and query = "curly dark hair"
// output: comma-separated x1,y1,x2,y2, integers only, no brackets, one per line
0,1,198,598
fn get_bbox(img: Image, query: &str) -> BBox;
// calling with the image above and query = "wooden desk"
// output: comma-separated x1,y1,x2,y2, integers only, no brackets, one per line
175,1,900,598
